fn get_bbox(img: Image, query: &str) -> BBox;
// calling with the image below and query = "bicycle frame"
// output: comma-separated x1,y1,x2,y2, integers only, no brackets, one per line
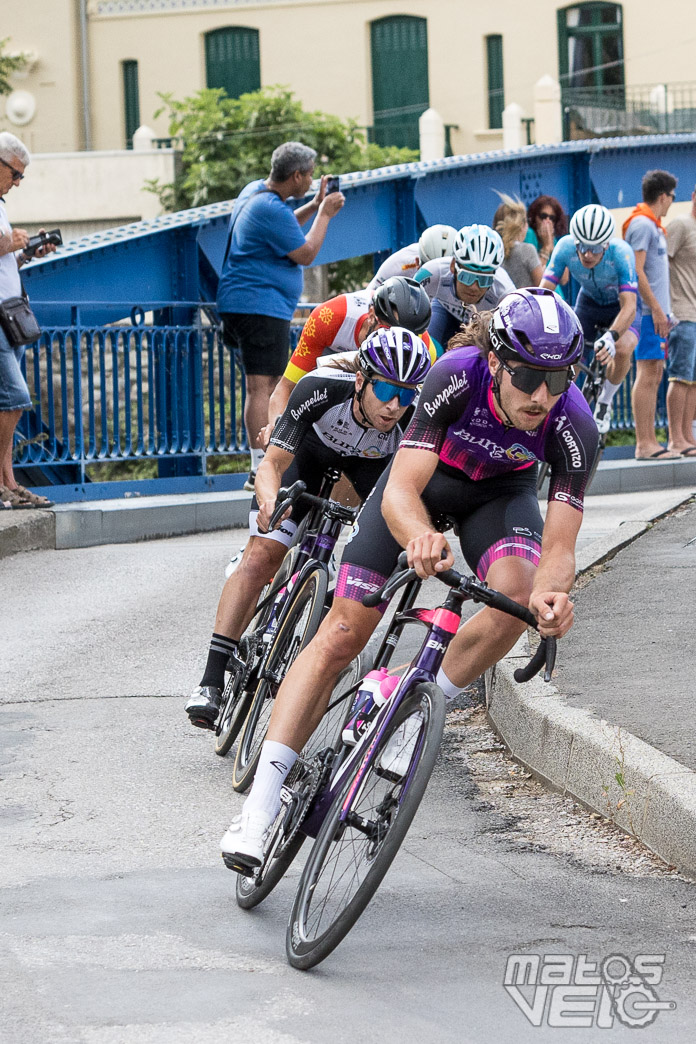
301,581,480,837
246,471,359,686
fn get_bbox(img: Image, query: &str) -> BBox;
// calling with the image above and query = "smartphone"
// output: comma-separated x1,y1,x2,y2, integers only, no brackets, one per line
326,175,340,194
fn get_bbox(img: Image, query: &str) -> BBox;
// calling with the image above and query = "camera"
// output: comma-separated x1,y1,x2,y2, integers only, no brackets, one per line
24,228,63,259
326,176,340,195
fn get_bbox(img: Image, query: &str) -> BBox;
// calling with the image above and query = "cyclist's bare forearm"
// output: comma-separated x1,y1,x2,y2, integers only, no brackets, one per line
611,291,638,338
268,377,295,428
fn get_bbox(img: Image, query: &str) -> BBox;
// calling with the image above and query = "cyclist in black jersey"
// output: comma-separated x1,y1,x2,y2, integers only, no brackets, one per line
185,328,432,729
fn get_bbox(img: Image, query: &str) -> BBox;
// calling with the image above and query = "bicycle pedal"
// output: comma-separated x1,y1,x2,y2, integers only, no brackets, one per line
187,715,216,732
222,852,259,876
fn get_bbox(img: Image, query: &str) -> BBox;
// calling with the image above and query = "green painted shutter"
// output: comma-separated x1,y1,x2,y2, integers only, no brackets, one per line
122,60,140,149
486,35,504,129
205,27,261,99
371,16,429,151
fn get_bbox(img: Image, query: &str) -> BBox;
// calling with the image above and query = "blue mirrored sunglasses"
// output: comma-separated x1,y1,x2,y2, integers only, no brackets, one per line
455,265,495,288
370,379,418,406
574,240,605,256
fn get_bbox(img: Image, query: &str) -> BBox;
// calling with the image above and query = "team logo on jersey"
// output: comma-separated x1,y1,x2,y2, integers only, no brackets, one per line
423,370,469,417
290,388,328,421
506,443,538,464
555,414,586,470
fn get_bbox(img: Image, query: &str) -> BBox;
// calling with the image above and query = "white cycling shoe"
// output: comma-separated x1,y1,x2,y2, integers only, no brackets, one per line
379,714,423,780
220,807,273,874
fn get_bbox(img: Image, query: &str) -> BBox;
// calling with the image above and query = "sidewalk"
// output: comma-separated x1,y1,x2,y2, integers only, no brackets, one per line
488,487,696,877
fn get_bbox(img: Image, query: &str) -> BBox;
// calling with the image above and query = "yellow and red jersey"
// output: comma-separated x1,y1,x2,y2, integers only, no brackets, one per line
285,290,439,385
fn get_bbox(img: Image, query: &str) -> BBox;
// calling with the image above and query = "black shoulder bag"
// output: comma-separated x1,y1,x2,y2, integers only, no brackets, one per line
0,283,41,347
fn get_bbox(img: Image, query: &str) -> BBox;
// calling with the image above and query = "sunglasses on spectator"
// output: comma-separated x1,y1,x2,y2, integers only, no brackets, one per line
539,212,556,221
0,157,24,182
497,359,574,396
369,378,419,406
455,264,495,289
574,240,606,256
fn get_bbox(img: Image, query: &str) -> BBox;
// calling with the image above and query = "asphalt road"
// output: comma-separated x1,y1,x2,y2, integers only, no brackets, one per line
2,521,696,1043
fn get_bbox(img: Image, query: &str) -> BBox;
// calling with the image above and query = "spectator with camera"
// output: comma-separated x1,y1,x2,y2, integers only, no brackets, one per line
0,132,57,510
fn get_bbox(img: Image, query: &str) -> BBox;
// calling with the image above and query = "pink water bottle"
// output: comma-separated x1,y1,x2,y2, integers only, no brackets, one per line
342,668,400,745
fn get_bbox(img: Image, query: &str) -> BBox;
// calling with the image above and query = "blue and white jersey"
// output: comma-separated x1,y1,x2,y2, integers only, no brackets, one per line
543,235,637,307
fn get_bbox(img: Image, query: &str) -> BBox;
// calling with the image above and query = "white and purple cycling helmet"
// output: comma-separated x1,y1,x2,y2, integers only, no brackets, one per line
488,287,583,368
358,327,431,385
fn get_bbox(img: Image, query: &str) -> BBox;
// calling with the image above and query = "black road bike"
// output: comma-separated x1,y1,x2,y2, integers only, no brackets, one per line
216,471,359,793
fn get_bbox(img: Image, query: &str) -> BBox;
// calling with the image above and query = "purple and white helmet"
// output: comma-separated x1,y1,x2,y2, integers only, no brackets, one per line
488,287,583,368
358,327,431,385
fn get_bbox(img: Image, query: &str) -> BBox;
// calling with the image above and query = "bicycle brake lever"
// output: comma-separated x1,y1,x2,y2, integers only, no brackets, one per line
513,637,556,684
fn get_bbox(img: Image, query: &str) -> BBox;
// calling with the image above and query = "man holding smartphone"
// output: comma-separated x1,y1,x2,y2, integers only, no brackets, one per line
216,142,345,491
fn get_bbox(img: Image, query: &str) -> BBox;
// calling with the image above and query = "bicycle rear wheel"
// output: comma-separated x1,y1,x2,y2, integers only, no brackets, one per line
231,566,329,793
286,682,445,970
235,650,372,910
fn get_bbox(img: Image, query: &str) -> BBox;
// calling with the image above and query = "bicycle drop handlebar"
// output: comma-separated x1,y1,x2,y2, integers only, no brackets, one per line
362,551,556,683
267,479,359,532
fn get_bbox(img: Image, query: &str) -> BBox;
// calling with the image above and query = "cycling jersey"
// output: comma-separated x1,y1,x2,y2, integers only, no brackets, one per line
271,367,405,461
543,235,638,306
334,344,598,606
284,291,438,385
414,257,515,346
402,345,598,512
366,243,420,291
253,367,407,547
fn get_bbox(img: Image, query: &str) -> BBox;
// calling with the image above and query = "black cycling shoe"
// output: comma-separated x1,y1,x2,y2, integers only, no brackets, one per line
185,685,223,730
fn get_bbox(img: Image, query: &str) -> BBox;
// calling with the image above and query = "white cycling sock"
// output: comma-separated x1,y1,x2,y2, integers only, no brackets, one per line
250,448,264,471
598,379,622,407
436,666,464,702
244,740,298,819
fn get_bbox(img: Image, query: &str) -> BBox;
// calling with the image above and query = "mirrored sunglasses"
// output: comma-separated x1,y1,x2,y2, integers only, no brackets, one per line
455,265,495,288
500,360,574,396
370,379,418,406
574,240,605,256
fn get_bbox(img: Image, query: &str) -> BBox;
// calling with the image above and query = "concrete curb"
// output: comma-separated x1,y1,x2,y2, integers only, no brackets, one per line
486,488,696,876
0,509,55,560
0,490,253,558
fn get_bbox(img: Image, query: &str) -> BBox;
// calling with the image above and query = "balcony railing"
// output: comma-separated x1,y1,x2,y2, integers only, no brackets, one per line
563,82,696,139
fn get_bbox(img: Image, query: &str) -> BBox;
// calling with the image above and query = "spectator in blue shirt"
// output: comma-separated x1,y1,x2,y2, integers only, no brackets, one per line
217,142,344,489
623,169,677,459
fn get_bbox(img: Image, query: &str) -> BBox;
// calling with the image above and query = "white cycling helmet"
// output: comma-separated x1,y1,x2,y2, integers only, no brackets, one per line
452,224,504,273
418,223,457,264
569,204,615,249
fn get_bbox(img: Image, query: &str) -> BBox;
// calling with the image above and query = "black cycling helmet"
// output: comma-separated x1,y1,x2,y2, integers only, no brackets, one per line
372,275,431,335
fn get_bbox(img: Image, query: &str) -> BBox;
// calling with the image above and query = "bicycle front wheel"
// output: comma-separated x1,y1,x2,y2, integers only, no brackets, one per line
286,682,445,970
231,566,329,793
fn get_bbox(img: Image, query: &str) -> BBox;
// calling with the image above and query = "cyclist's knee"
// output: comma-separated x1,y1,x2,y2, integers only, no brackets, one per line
314,601,376,664
235,537,285,585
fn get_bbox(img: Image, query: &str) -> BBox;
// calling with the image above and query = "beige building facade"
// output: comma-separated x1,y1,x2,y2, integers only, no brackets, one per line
5,1,696,158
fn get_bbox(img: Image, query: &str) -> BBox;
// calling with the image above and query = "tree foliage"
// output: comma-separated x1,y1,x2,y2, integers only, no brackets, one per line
0,38,28,97
148,85,418,211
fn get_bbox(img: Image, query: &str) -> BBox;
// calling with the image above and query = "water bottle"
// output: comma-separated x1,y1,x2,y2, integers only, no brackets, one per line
341,668,400,745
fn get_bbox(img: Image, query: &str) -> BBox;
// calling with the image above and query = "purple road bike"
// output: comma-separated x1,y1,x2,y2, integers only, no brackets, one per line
234,549,555,969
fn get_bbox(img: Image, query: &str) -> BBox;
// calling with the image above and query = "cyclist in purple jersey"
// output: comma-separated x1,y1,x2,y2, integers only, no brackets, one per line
222,288,599,869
